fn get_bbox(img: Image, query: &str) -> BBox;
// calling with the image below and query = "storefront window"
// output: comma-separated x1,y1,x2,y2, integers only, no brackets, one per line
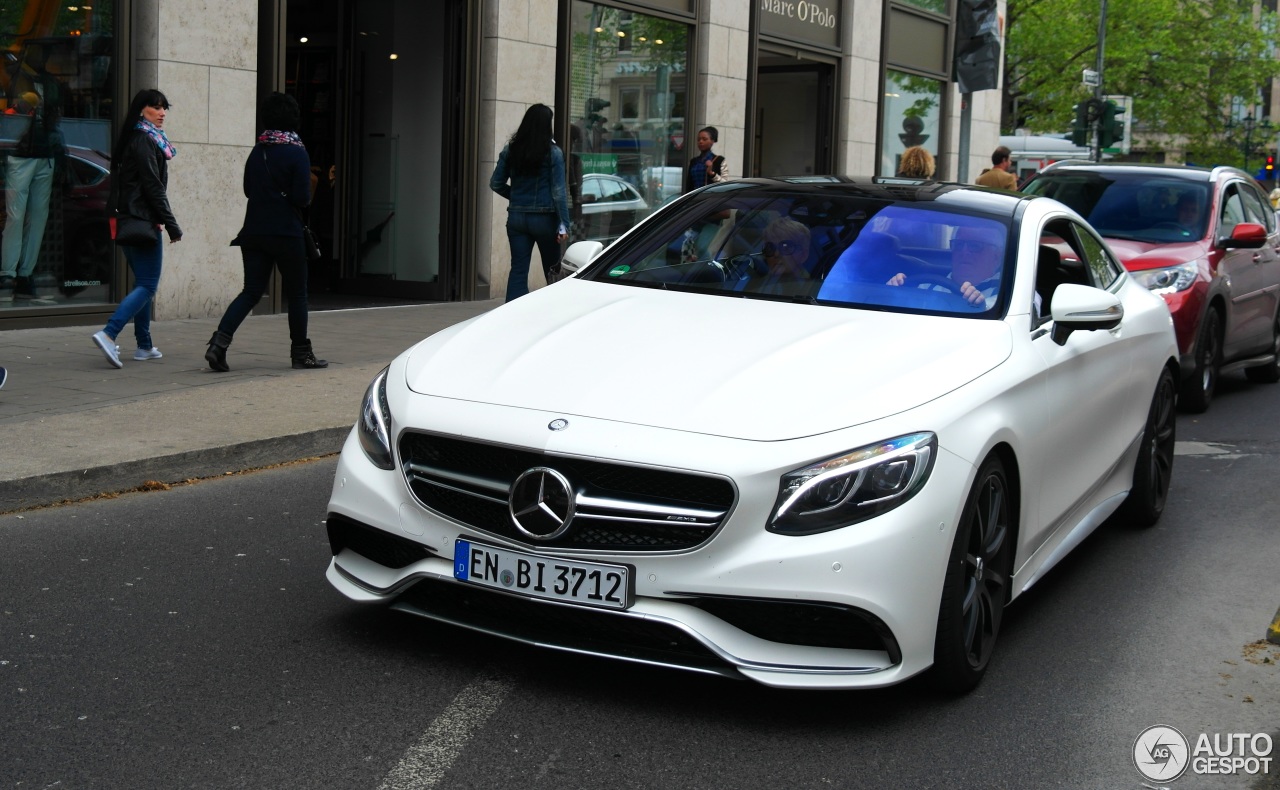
0,1,115,311
896,0,948,15
567,1,691,245
880,69,942,177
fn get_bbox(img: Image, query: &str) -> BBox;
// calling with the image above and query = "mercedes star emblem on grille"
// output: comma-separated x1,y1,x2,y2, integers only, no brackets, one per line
548,418,569,431
508,467,576,541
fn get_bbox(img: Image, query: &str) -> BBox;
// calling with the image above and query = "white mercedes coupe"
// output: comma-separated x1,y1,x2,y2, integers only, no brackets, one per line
325,177,1180,693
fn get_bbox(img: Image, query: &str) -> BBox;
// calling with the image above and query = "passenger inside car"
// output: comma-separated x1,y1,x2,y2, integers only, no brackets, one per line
887,224,1005,307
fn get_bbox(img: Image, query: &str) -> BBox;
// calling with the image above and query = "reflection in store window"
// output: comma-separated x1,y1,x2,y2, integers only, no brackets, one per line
567,1,690,245
0,1,116,311
880,69,942,178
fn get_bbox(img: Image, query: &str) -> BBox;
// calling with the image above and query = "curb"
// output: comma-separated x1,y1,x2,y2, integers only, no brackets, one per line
0,427,350,513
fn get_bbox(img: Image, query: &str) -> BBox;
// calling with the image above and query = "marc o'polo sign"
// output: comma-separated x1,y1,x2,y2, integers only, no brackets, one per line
760,0,840,50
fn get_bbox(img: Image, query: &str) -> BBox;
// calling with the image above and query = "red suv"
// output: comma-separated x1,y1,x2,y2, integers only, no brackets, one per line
1023,162,1280,411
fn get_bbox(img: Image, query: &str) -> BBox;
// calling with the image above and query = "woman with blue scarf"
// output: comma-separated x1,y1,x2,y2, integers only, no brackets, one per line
91,89,182,369
205,92,326,372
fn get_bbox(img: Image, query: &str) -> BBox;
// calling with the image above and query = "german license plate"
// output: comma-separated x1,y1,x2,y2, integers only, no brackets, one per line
453,539,632,610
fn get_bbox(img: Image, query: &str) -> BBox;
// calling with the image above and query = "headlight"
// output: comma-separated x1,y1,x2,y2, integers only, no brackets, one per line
1129,262,1198,295
357,366,394,470
768,432,937,535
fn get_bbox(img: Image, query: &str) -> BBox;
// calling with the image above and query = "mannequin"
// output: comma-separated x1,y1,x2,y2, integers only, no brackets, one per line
0,91,63,302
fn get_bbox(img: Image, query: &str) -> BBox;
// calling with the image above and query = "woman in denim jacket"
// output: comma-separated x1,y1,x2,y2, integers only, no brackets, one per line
490,104,571,301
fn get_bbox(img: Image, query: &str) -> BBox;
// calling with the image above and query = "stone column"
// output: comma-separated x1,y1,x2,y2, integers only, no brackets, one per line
131,0,258,319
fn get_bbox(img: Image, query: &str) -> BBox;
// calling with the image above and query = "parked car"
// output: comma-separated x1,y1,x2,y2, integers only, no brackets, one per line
325,177,1179,692
1022,162,1280,411
577,172,648,244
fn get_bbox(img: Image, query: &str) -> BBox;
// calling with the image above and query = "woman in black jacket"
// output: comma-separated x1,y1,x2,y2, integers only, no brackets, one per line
205,92,325,371
91,89,182,368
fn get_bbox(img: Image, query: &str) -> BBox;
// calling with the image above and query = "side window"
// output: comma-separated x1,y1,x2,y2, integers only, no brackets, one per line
600,178,626,203
1220,185,1247,234
1239,184,1273,231
1035,219,1098,319
1072,224,1121,289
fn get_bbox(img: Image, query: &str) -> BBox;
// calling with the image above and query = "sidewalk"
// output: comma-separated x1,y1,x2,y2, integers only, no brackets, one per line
0,299,500,511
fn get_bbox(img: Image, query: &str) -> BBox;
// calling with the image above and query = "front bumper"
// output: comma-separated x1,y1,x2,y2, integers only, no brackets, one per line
324,424,971,690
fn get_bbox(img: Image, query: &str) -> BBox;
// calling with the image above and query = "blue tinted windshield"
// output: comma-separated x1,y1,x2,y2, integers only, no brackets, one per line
1023,171,1212,243
580,191,1012,316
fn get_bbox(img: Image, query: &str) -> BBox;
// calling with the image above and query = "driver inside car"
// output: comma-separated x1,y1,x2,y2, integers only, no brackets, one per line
738,216,813,294
887,224,1003,307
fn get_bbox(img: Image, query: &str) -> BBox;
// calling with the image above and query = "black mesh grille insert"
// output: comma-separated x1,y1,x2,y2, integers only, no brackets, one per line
326,513,434,569
396,577,733,673
399,432,736,552
681,595,899,661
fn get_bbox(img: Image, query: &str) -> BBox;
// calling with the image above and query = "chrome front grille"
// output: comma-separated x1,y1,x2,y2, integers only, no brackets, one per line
399,432,736,552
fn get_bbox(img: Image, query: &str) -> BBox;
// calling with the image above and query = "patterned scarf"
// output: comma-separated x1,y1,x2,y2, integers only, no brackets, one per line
136,118,177,159
258,130,305,147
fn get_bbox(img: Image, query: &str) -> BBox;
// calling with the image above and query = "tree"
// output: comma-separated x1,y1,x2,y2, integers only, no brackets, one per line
1004,0,1280,165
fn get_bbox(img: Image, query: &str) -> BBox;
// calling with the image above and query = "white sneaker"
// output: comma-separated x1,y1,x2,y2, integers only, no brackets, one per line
134,347,163,361
92,331,123,369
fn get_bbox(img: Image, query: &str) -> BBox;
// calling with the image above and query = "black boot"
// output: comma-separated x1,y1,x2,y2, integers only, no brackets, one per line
205,331,232,372
291,340,328,370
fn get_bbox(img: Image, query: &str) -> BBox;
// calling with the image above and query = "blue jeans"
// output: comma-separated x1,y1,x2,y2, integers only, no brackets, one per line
217,236,309,342
505,210,559,301
103,230,163,349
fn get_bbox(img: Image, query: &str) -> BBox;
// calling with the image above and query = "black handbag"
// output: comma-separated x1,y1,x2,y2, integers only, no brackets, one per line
261,147,321,259
107,154,157,247
300,223,322,260
110,213,157,247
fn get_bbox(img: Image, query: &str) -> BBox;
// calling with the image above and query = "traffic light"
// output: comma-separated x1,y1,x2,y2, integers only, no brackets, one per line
1099,100,1125,149
1071,102,1090,146
1267,155,1275,175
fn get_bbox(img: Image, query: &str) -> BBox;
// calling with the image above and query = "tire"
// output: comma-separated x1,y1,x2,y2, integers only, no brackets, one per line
931,455,1013,694
1244,313,1280,384
1115,367,1177,527
1179,308,1221,413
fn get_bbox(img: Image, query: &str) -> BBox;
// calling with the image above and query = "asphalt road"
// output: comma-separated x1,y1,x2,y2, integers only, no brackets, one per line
3,374,1279,789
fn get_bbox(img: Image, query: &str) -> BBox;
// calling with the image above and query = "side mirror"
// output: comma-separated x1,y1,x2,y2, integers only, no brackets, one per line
559,240,605,275
1219,222,1267,249
1049,283,1124,346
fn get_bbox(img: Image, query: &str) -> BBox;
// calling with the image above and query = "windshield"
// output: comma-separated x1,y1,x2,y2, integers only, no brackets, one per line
1023,171,1212,243
578,188,1013,317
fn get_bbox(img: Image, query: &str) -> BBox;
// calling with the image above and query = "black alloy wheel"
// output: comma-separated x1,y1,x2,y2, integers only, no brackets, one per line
1116,367,1177,527
1180,308,1221,413
932,455,1012,694
1244,313,1280,384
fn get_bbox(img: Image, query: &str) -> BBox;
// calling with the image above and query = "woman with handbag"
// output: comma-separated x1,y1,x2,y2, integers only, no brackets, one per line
91,89,182,368
205,92,325,372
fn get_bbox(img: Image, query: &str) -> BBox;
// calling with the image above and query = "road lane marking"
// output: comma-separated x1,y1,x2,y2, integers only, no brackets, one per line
377,667,511,790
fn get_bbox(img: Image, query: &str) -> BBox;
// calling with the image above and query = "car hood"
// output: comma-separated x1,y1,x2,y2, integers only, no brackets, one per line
404,281,1013,441
1104,238,1209,271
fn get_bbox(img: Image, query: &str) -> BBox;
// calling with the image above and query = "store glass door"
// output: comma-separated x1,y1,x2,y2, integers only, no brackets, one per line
754,54,834,177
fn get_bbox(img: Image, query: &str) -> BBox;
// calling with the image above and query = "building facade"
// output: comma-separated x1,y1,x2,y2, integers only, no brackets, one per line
0,0,1004,329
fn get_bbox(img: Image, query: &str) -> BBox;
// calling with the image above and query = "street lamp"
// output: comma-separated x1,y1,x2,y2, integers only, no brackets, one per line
1242,114,1256,174
1235,113,1274,174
